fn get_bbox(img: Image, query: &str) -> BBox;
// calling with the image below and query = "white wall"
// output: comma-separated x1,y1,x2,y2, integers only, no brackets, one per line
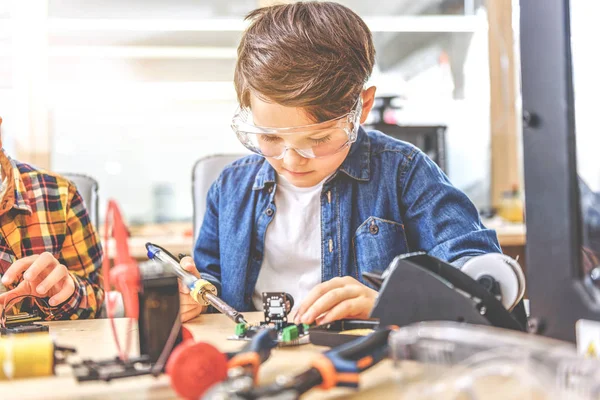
0,89,16,154
571,1,600,192
50,83,248,223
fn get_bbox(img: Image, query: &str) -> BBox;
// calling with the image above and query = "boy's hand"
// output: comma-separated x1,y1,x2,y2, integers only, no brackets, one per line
293,276,377,325
0,253,76,307
178,256,205,322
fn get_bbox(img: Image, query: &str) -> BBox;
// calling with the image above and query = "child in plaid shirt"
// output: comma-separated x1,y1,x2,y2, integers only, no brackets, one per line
0,117,104,320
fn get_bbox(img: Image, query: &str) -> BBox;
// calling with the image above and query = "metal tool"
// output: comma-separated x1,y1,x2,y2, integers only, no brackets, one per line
167,328,279,399
145,243,248,325
205,327,394,399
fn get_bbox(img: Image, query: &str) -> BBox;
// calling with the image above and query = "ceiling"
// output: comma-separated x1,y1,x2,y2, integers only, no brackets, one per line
1,0,481,90
46,0,454,19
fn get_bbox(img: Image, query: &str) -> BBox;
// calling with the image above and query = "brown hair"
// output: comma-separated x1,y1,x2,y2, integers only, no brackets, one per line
234,1,375,122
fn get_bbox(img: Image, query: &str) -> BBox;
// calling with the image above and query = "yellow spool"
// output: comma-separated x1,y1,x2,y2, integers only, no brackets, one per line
0,333,54,380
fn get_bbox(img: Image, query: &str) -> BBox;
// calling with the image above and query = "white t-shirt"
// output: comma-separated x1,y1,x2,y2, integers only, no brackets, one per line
252,174,325,311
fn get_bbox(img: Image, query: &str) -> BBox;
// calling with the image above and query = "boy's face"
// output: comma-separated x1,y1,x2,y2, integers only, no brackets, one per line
250,88,375,188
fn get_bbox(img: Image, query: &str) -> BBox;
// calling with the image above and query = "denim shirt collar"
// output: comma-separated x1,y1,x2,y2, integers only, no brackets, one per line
252,127,371,190
252,160,277,191
338,127,371,181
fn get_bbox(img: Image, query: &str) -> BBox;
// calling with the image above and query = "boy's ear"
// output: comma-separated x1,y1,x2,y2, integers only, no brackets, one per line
360,86,377,124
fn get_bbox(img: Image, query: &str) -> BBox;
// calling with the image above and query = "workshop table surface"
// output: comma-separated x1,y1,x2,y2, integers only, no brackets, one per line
0,312,548,399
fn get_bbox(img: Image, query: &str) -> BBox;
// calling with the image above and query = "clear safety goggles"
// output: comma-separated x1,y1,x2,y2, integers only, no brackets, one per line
231,97,362,159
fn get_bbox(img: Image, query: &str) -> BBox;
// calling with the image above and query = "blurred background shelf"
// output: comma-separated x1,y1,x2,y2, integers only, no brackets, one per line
105,219,525,262
1,0,521,247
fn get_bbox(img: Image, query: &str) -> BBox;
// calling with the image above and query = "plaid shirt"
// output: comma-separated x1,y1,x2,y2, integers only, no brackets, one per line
0,150,104,319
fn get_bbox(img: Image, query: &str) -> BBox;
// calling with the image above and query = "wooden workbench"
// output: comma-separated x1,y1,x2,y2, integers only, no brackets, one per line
0,312,547,400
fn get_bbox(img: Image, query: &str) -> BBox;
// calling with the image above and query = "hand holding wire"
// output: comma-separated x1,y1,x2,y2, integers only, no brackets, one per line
0,253,76,309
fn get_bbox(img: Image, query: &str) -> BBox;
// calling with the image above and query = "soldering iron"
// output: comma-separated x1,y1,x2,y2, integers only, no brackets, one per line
145,243,248,325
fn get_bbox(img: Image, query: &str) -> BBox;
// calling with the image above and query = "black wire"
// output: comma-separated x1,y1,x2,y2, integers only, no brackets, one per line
285,293,295,312
145,242,180,263
1,294,53,327
150,316,183,377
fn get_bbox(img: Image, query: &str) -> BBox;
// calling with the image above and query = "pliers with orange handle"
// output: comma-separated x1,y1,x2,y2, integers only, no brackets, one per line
204,326,396,399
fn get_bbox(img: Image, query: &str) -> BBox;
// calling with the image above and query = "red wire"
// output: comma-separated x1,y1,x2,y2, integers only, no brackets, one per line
0,200,138,362
102,200,140,361
103,201,123,360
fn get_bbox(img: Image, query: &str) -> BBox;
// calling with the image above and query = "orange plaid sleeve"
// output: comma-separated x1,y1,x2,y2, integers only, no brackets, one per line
34,184,104,320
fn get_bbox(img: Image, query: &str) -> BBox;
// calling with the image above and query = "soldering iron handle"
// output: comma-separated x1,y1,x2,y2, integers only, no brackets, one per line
145,242,196,287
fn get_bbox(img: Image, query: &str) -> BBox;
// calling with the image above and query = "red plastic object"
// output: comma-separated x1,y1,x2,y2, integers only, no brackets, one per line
102,200,141,360
181,326,194,341
103,200,140,320
166,340,228,399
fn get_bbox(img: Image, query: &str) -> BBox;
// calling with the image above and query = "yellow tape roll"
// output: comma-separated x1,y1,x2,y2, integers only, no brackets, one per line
0,333,54,380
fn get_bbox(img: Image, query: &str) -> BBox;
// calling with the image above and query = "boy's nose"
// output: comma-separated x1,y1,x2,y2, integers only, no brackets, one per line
282,147,308,167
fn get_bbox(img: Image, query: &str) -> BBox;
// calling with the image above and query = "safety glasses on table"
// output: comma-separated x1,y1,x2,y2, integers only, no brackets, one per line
231,97,363,159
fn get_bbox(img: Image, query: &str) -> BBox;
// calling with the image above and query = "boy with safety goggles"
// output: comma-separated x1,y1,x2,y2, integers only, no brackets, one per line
178,1,501,324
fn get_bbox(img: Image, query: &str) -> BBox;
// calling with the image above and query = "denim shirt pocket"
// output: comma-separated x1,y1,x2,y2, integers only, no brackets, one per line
352,217,409,281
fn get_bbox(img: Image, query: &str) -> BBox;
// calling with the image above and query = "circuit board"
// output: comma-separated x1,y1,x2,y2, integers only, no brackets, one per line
231,321,310,346
229,292,310,346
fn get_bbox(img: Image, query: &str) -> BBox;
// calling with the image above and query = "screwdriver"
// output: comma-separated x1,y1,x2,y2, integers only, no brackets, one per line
145,243,248,325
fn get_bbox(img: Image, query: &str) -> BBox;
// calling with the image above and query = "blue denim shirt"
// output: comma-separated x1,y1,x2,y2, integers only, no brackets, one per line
194,128,501,312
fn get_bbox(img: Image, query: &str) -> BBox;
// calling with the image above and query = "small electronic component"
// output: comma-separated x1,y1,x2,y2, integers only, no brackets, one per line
232,322,310,346
4,311,43,326
262,292,293,325
1,308,48,336
231,292,309,346
72,356,154,382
